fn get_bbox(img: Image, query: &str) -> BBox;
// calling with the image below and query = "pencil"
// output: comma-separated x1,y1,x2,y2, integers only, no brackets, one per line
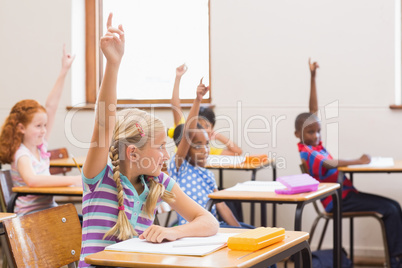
72,156,82,173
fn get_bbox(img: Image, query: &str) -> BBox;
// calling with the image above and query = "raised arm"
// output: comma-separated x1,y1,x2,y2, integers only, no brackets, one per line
308,58,319,114
83,13,125,179
322,154,371,169
175,78,209,169
171,64,187,126
212,131,242,156
45,45,75,140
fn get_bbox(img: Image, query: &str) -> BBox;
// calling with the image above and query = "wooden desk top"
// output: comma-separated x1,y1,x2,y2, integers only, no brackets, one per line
0,213,16,221
208,183,339,202
12,186,83,196
206,159,272,170
50,156,271,171
49,156,86,167
338,160,402,172
85,229,309,268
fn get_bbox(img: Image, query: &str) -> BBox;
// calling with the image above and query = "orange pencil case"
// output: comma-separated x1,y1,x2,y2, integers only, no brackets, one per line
243,154,269,165
227,227,285,251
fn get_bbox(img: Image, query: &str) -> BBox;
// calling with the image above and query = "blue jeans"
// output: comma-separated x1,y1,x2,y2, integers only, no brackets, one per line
339,191,402,258
219,221,255,229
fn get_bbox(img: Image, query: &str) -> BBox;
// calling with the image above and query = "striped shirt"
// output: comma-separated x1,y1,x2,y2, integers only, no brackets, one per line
298,142,357,212
11,142,56,215
78,164,175,268
168,155,217,225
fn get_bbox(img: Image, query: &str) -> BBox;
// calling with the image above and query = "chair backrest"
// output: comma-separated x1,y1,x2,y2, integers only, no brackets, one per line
3,204,82,268
0,170,15,212
49,147,72,175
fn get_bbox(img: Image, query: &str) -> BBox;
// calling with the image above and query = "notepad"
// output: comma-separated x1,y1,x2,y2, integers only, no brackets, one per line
105,233,237,256
274,174,319,194
225,181,287,192
347,157,394,168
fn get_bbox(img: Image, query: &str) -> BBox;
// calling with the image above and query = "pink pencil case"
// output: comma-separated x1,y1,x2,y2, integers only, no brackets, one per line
275,174,319,195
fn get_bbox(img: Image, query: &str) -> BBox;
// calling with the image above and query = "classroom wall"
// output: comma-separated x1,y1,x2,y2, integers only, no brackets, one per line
1,0,402,257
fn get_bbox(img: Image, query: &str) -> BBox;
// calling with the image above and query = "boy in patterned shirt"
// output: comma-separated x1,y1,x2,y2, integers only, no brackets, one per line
296,58,402,267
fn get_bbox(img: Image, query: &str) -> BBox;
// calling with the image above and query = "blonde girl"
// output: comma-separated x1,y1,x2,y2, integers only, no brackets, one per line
0,45,81,216
79,13,218,268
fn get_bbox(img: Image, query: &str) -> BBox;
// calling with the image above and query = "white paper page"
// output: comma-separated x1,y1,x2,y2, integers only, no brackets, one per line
105,233,237,256
225,181,287,192
206,155,246,166
347,157,394,168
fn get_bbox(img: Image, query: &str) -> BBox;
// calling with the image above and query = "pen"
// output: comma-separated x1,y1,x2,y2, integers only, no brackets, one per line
71,156,82,173
172,241,227,248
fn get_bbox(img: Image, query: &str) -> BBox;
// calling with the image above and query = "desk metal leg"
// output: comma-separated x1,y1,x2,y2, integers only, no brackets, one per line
333,188,342,268
219,169,223,189
249,170,258,226
272,164,277,227
349,172,354,265
261,203,266,227
293,202,306,268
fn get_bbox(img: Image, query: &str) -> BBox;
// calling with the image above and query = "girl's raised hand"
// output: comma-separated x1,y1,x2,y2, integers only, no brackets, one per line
196,77,209,101
176,64,188,77
61,44,76,71
309,58,319,75
100,13,125,64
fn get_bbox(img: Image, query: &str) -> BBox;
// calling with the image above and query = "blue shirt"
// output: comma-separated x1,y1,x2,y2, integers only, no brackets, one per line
168,155,217,225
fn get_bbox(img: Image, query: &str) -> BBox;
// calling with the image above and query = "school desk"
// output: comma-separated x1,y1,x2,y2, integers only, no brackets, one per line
49,156,86,168
206,183,342,268
206,158,274,226
8,186,83,213
84,228,312,268
337,160,402,263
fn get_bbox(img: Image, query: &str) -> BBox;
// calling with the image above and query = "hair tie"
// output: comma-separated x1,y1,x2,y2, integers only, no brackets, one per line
135,123,145,137
118,205,125,211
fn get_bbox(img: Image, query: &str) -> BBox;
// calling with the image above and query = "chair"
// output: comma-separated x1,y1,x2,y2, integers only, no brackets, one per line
2,204,82,268
155,202,177,227
0,170,17,213
300,163,390,267
49,147,72,175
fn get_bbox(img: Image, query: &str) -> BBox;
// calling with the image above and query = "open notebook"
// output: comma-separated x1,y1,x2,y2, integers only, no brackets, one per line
347,157,394,168
105,233,237,256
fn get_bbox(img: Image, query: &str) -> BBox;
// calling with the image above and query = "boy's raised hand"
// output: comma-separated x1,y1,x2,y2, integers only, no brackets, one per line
309,58,319,76
176,64,188,77
100,13,125,64
61,44,75,71
196,77,209,101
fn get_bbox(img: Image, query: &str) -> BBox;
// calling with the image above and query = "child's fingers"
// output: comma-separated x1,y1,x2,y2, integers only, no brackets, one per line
106,12,113,29
118,24,125,42
308,57,311,65
200,77,204,84
107,26,124,36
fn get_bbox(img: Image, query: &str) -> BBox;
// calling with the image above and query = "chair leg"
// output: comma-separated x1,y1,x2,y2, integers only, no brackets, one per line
317,218,330,250
308,216,322,245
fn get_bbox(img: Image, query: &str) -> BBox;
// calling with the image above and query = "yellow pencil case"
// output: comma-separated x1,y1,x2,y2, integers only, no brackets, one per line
227,227,285,251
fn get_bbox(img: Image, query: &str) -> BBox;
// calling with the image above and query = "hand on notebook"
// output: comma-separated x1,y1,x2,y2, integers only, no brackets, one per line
358,154,371,164
139,225,178,243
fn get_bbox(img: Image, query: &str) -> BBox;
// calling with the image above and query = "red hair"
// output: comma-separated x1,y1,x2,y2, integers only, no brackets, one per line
0,100,46,164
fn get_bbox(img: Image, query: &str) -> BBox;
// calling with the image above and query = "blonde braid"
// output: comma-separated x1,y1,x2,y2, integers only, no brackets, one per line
144,178,175,217
103,142,137,240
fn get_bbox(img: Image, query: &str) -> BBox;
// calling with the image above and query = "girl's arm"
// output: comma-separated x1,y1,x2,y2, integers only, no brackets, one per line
17,156,81,187
212,132,242,156
323,154,371,169
83,13,125,179
171,64,187,126
308,58,319,114
45,45,75,140
139,184,219,243
175,79,209,169
216,202,241,227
